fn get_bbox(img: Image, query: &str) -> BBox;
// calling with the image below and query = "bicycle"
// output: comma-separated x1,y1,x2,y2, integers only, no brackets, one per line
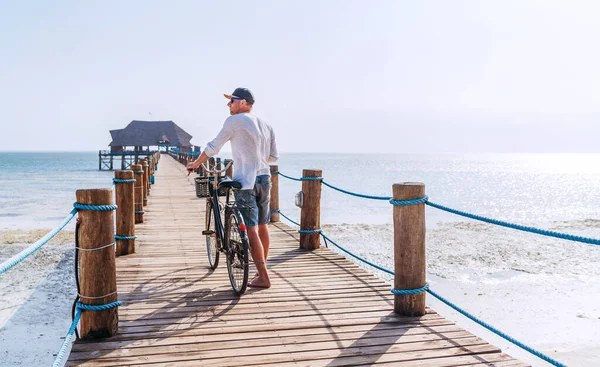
199,160,250,296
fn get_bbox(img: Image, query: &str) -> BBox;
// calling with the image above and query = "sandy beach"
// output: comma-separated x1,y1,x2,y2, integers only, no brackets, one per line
0,231,76,366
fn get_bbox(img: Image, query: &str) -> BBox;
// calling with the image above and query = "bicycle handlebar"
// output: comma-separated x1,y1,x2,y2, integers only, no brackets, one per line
200,160,233,175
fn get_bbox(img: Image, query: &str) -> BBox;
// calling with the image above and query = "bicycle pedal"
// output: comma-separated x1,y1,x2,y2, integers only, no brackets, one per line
202,230,215,235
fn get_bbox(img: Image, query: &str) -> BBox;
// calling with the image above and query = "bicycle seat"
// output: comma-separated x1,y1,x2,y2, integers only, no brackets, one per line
218,177,243,190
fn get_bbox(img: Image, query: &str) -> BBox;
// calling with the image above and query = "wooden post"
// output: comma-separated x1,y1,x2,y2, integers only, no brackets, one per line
114,170,135,256
140,160,148,205
143,160,150,197
75,188,118,338
208,157,215,177
393,182,427,316
299,169,322,250
132,164,144,223
224,159,233,178
98,150,101,171
215,158,222,178
150,156,155,178
269,165,280,222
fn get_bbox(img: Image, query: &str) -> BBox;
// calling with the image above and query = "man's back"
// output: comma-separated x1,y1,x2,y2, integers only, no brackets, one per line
206,112,277,189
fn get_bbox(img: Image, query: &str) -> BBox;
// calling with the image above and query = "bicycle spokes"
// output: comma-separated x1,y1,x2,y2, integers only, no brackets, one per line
226,212,249,295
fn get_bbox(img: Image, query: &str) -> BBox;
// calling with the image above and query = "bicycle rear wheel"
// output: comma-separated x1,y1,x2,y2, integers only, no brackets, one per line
205,200,220,270
225,209,249,295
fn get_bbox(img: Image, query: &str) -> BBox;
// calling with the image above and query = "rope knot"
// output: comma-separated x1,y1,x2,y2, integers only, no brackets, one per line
389,196,428,206
391,283,429,295
298,229,322,234
113,178,136,184
73,203,118,211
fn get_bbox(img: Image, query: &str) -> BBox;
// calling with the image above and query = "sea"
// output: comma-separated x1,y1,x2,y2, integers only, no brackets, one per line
1,151,599,366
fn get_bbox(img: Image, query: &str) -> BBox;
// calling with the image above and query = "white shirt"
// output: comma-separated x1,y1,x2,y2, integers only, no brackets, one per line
204,113,278,189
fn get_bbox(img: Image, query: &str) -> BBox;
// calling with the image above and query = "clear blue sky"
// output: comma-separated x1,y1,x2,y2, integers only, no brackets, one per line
1,1,599,153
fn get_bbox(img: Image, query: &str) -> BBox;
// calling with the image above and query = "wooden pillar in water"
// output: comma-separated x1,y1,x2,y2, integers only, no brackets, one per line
299,169,322,250
269,165,280,222
75,188,118,338
393,182,427,316
114,170,135,256
132,164,144,223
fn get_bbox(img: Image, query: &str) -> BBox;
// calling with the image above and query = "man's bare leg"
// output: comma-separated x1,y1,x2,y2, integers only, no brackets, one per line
247,226,271,288
258,224,270,260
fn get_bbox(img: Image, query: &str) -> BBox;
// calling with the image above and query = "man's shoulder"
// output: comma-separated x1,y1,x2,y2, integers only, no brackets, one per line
225,113,254,124
251,114,273,129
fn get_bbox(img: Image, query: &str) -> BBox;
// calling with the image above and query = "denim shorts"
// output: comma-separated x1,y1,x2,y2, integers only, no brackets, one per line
234,175,271,227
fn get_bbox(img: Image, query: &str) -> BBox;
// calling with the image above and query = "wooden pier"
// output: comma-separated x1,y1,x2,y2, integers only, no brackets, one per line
67,155,526,366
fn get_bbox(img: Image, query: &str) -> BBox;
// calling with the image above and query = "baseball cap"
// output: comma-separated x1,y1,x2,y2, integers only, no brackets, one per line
224,87,255,105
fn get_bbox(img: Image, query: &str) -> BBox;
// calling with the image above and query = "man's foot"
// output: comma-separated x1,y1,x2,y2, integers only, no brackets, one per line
248,277,271,289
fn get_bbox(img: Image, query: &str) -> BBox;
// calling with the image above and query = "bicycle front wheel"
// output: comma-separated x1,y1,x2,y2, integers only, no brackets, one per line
225,209,249,296
205,200,220,270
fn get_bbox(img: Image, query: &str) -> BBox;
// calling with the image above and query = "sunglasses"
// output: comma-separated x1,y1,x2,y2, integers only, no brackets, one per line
229,97,243,103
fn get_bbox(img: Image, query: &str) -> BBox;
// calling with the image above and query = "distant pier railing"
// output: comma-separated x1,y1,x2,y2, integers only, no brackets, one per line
98,150,158,171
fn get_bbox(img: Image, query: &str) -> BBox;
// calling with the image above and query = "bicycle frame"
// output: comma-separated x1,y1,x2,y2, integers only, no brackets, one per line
201,159,250,295
204,160,234,245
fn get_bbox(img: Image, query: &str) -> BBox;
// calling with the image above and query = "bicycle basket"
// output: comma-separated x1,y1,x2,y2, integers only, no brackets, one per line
195,177,227,198
195,177,210,198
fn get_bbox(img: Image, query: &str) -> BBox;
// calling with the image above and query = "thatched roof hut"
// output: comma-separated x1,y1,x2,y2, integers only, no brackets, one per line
109,120,197,152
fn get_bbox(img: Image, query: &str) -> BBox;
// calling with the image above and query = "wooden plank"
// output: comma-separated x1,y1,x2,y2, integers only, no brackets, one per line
71,323,465,352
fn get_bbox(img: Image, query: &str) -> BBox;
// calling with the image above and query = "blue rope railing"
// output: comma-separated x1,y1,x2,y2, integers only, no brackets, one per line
426,288,565,367
426,200,600,246
271,209,300,226
272,171,302,181
52,301,122,367
322,180,392,200
275,210,565,367
275,169,600,247
320,232,394,276
0,208,77,275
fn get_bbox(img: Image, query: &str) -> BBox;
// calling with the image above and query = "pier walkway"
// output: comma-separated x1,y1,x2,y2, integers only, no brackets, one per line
66,156,526,366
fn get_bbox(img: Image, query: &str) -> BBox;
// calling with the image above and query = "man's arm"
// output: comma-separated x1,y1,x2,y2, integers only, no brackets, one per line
187,119,233,171
187,151,210,172
267,127,279,163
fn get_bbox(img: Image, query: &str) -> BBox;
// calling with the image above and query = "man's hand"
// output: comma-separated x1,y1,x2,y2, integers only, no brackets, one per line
186,162,195,175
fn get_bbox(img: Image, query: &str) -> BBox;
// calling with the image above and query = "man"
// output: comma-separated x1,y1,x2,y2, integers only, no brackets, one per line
187,87,278,288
